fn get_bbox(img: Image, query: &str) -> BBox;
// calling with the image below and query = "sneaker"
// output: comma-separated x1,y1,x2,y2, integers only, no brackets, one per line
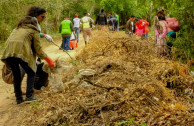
16,99,24,104
66,50,70,52
25,96,40,103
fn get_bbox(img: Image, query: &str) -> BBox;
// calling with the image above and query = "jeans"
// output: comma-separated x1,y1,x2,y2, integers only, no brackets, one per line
74,27,80,42
6,57,35,100
62,37,70,50
143,33,148,39
117,23,119,31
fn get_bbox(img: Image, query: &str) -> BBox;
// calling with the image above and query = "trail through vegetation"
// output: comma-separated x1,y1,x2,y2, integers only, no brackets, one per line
0,0,193,125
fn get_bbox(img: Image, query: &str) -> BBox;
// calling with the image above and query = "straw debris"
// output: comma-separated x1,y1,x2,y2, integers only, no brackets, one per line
6,31,194,126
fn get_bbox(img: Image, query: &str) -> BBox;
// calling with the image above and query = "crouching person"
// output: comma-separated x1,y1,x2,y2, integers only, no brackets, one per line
1,16,55,104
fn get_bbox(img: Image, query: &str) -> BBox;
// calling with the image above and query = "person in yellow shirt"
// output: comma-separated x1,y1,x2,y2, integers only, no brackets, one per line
80,13,94,45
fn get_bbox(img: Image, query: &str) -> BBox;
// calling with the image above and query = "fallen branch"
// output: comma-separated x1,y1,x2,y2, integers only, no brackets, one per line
83,79,124,91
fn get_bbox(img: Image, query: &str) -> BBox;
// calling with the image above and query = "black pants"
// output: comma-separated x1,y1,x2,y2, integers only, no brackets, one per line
6,57,35,100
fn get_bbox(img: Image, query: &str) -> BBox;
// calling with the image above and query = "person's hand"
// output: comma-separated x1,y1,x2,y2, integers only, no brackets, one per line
45,34,53,42
159,35,162,39
44,57,55,67
159,34,166,39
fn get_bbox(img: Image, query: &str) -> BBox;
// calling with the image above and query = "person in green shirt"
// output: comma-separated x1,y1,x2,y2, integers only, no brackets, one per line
114,13,119,31
59,16,74,51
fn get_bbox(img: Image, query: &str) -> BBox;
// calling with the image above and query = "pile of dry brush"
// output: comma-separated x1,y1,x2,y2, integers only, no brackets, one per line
6,31,194,126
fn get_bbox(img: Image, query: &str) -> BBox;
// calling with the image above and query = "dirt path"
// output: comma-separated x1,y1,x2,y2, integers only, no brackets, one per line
0,34,85,126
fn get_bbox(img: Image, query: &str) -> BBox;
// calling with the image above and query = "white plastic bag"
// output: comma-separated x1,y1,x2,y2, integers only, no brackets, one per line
70,33,76,40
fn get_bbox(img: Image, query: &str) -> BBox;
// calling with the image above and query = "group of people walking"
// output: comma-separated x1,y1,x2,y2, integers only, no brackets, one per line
59,9,121,51
59,12,94,51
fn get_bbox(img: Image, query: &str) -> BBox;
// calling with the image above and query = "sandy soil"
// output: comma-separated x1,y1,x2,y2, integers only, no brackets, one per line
0,34,85,126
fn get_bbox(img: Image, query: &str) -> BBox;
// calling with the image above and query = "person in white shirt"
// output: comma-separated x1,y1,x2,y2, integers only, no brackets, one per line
73,14,81,43
125,15,135,35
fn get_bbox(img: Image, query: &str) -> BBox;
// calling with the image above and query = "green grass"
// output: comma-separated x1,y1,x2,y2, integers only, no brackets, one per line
190,65,194,71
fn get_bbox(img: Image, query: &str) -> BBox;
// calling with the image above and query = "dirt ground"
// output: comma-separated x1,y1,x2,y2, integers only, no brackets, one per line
0,34,85,126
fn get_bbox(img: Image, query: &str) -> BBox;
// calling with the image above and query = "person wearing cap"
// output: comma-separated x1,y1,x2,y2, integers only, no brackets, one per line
73,14,81,43
59,16,74,51
95,9,107,30
80,13,94,45
126,15,135,35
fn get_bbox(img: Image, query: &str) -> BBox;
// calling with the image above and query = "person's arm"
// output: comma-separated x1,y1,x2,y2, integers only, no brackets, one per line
71,22,74,32
147,21,149,26
59,24,62,33
33,31,54,67
79,18,81,25
155,29,159,37
105,14,107,25
125,20,130,33
33,32,47,59
90,17,94,24
95,15,99,25
160,21,167,38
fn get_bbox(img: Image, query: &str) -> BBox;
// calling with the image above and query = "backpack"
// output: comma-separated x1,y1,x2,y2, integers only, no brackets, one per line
2,62,49,90
2,64,14,84
165,18,180,32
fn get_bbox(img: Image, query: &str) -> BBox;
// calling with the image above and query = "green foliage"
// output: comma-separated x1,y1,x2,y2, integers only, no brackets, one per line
116,117,135,126
141,122,147,126
0,0,97,43
116,117,147,126
30,101,42,109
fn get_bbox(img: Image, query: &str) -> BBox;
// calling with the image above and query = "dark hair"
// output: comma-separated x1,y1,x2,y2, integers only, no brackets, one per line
84,13,87,16
157,10,165,16
131,15,135,18
135,18,139,21
158,15,165,20
17,16,37,28
101,9,104,13
27,6,46,17
108,20,113,25
109,12,112,15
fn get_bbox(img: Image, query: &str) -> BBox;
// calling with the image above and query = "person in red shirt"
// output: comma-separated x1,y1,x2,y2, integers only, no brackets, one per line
135,18,144,37
135,18,149,39
140,19,149,39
